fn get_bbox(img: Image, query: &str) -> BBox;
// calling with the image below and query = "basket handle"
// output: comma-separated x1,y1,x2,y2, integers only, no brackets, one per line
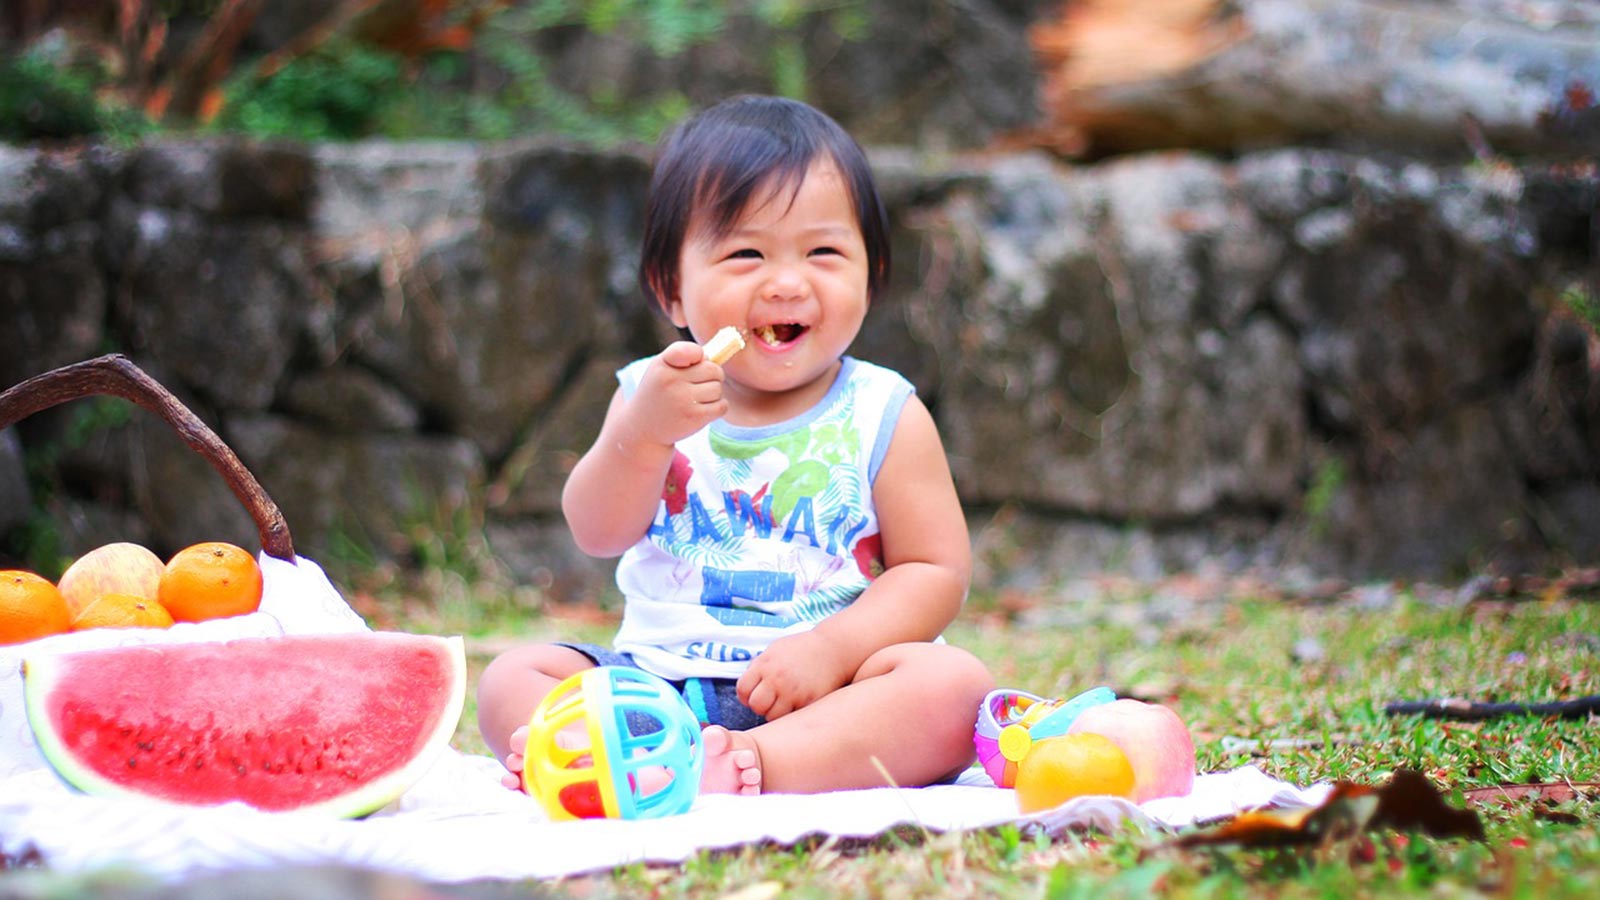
0,354,295,561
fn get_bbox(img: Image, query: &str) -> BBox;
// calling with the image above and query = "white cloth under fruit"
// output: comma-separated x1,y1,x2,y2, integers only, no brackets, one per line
0,555,1332,883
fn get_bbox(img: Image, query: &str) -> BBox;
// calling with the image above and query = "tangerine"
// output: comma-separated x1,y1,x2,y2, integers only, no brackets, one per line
158,542,263,623
1014,732,1137,813
71,591,175,631
0,570,73,645
56,542,165,617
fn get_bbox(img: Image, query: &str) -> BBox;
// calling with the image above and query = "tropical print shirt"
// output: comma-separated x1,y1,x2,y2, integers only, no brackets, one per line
611,355,913,679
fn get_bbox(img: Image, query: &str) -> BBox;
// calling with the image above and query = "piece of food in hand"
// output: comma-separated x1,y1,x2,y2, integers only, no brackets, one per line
703,326,746,364
1066,699,1197,802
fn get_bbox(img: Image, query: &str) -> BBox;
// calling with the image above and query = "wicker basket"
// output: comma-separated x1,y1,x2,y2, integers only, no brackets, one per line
0,353,294,561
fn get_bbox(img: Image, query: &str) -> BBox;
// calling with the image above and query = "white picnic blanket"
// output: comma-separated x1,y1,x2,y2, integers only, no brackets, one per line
0,556,1333,883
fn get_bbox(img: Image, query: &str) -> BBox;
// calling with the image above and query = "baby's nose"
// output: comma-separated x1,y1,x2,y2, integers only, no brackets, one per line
762,265,806,301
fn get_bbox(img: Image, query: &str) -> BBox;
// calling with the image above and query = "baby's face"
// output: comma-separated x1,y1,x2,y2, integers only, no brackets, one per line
671,159,870,407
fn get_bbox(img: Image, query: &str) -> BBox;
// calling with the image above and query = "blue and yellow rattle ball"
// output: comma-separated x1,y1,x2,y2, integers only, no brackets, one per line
522,666,704,820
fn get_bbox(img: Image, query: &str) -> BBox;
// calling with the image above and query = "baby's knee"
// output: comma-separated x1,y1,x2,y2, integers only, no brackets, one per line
878,644,994,713
476,645,589,723
928,645,994,708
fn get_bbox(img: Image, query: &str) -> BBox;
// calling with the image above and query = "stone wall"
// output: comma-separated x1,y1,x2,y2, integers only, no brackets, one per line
2,140,1596,597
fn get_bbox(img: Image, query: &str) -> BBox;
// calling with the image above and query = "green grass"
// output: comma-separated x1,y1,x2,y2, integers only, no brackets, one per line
5,573,1597,897
369,573,1598,898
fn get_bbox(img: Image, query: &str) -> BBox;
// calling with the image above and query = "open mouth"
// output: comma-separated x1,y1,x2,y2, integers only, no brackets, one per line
753,323,808,346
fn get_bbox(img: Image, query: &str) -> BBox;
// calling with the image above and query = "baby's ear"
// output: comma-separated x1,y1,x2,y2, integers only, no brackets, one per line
665,296,688,329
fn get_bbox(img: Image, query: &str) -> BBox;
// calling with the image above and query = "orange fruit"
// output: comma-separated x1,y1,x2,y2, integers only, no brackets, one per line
1014,732,1137,813
0,570,74,645
56,542,165,617
70,591,175,631
158,542,263,623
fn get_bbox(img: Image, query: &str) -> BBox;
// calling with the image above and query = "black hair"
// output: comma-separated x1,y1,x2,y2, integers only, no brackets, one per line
638,95,891,313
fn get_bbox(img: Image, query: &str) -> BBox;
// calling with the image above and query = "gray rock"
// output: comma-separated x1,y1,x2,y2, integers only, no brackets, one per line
312,142,485,242
37,496,156,562
1303,402,1533,577
1538,482,1600,566
485,519,618,607
132,411,262,554
0,429,29,535
0,222,106,389
4,138,1596,583
487,353,630,518
939,155,1305,518
225,414,484,564
116,211,312,411
327,145,651,458
124,141,314,220
0,145,114,231
282,367,423,433
1269,166,1538,435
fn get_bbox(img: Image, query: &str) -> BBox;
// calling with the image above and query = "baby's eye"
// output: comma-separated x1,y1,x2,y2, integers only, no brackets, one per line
809,246,841,257
726,248,762,260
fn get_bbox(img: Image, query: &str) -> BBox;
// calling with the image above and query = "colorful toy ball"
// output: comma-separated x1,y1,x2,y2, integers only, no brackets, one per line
973,686,1115,788
522,666,704,820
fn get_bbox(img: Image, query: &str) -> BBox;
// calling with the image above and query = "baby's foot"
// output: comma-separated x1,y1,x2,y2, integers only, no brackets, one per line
699,725,762,795
500,725,531,791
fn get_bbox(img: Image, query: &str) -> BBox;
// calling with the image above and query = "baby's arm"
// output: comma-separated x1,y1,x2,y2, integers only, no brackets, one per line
562,341,728,556
737,396,971,718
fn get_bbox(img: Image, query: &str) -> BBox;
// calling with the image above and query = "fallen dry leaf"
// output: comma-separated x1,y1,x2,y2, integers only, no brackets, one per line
1175,769,1483,848
1462,781,1600,808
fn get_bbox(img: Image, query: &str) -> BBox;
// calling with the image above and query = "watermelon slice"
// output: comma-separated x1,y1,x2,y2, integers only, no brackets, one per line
22,632,465,818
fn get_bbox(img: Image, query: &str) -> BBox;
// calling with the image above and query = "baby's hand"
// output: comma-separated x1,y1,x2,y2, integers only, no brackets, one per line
500,724,530,791
619,341,728,448
737,631,856,720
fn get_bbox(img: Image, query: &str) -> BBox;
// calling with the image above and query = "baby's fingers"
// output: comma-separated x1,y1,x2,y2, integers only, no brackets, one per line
659,340,707,369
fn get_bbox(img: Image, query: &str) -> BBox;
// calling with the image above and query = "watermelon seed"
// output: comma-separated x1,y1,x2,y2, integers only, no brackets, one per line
126,757,136,769
234,763,246,776
136,740,154,751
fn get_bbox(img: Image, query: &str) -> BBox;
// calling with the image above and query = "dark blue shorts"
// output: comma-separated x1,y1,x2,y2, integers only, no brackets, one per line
556,642,767,732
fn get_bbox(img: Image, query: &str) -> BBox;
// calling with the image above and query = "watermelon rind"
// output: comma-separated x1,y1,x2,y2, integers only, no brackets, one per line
22,632,466,818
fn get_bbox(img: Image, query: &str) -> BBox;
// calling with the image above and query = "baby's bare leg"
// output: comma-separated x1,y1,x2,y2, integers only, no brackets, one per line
475,643,595,765
745,643,993,793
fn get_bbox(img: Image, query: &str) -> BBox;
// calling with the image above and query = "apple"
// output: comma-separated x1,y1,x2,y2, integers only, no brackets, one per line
1065,699,1196,802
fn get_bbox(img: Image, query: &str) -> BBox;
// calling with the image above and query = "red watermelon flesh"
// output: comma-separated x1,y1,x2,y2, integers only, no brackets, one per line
23,632,465,818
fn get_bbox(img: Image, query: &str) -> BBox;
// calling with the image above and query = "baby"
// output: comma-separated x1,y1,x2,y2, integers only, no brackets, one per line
477,94,993,796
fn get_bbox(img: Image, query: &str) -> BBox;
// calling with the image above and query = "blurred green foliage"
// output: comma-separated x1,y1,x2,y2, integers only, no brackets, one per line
1563,285,1599,332
3,0,867,145
0,50,149,143
215,40,407,141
